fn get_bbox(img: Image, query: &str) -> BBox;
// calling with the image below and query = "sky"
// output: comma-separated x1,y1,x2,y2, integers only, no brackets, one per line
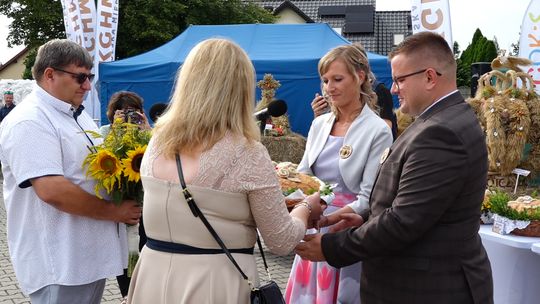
0,0,531,64
377,0,528,53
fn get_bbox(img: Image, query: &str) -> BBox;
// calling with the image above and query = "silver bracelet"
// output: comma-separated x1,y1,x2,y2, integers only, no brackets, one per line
293,201,312,214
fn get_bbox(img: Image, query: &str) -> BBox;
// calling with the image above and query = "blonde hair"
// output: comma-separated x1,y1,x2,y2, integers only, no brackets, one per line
318,44,378,119
153,38,259,156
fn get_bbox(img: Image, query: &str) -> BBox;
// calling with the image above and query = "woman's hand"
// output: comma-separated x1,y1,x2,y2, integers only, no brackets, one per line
311,93,330,117
317,206,357,230
136,111,152,130
304,192,323,228
329,213,364,233
113,109,126,121
114,109,151,130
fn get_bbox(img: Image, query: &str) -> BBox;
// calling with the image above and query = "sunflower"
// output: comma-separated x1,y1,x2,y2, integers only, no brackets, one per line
88,150,123,194
122,145,147,183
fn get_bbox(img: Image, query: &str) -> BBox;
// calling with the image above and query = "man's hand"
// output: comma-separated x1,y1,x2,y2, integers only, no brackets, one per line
329,214,364,233
114,200,142,225
294,233,326,262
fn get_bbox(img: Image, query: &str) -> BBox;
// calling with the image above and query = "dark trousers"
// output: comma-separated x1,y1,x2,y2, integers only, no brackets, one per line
116,217,147,297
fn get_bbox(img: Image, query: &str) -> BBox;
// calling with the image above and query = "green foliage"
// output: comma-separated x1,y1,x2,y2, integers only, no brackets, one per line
472,28,483,44
319,184,333,196
1,0,276,62
283,188,297,196
456,28,499,87
0,0,64,48
490,190,540,221
453,41,461,58
22,48,37,80
115,0,189,58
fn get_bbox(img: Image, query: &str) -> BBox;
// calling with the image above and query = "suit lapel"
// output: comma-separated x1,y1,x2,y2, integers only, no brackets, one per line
418,91,463,121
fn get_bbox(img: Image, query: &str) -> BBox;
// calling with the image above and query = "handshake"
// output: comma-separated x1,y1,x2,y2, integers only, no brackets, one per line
293,192,364,233
292,192,365,262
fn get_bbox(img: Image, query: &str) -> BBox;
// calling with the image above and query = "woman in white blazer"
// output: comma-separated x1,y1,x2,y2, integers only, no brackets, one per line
285,44,392,304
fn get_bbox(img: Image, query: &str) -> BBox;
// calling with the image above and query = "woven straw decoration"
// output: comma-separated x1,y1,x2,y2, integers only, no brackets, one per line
513,72,540,173
477,70,531,175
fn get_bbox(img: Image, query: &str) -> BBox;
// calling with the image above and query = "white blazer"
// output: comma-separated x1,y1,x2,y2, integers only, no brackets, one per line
298,105,393,213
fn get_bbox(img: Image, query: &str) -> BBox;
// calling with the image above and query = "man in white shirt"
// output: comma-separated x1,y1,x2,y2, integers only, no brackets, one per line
0,39,142,304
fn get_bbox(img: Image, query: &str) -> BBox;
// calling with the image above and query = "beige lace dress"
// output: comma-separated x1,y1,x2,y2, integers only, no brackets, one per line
127,133,305,304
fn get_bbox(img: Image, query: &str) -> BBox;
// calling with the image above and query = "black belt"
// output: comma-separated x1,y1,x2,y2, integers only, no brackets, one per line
146,237,254,255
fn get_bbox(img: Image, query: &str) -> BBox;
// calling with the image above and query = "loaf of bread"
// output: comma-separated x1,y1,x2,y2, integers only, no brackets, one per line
507,196,540,214
273,162,321,195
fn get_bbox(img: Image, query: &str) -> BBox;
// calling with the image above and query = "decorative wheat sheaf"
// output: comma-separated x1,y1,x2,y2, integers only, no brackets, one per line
468,70,536,175
515,72,540,173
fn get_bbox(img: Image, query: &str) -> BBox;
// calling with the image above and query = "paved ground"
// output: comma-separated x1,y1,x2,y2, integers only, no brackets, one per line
0,181,295,303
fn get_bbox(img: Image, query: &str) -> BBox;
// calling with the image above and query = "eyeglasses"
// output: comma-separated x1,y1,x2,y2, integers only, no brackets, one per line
52,67,95,84
392,68,442,91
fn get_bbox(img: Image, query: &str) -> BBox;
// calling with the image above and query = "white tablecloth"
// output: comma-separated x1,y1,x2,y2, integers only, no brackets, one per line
532,242,540,255
479,225,540,304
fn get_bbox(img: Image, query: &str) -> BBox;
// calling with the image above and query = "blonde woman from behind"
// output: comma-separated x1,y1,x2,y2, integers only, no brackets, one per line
127,38,323,304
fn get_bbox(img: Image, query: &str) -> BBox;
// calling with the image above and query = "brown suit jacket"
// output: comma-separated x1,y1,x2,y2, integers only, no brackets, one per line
321,91,493,304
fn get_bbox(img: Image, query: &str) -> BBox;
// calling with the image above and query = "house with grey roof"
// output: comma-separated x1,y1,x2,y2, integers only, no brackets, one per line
247,0,412,55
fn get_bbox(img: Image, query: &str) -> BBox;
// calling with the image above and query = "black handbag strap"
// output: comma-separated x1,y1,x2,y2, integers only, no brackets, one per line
175,154,271,283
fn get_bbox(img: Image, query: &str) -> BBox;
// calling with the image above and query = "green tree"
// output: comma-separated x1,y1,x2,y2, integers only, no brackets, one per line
453,41,461,58
22,49,37,80
0,0,276,77
456,28,499,87
0,0,64,48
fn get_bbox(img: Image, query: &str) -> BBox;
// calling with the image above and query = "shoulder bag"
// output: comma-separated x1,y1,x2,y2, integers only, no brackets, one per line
175,154,285,304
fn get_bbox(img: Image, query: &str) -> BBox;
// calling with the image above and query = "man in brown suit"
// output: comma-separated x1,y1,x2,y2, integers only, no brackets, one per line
296,32,493,304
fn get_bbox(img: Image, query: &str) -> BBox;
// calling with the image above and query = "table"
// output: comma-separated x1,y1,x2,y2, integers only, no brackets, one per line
532,243,540,255
479,225,540,304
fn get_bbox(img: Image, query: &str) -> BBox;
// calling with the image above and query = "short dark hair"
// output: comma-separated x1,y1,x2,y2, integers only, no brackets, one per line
389,32,454,68
149,102,168,123
32,39,93,82
106,91,144,123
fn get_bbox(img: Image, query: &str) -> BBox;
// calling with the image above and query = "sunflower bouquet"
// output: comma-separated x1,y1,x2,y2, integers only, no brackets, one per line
83,118,152,276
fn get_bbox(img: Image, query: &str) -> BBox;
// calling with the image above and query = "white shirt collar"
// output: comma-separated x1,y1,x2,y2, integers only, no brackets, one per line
418,89,458,117
34,83,82,118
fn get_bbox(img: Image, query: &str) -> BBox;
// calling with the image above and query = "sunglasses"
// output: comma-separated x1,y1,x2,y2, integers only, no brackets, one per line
52,67,95,84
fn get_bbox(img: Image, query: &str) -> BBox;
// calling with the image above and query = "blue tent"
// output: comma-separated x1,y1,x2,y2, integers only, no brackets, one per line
99,23,392,136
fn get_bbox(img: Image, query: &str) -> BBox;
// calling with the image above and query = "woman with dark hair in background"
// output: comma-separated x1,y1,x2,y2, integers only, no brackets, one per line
99,91,151,136
100,91,150,304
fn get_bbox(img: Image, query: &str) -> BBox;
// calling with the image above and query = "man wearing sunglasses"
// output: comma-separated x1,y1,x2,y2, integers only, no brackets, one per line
0,39,142,304
296,32,493,304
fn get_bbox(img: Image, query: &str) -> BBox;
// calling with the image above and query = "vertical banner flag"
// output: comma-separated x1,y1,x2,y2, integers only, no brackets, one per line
96,0,119,70
60,0,119,123
519,0,540,93
410,0,453,49
78,0,97,60
60,0,85,47
79,0,99,120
